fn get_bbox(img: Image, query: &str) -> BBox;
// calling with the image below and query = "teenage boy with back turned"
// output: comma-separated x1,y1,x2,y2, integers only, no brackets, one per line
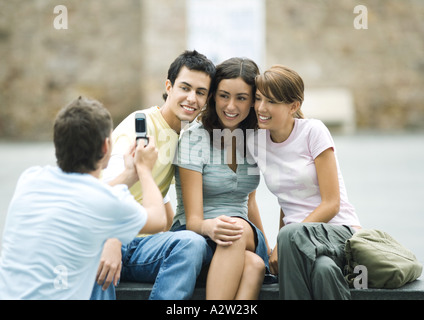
0,97,166,299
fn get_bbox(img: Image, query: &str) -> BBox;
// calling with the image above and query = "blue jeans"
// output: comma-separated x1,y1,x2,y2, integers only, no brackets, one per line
90,230,211,300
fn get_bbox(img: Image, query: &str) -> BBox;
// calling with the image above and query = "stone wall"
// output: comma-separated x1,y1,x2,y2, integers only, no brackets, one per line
266,0,424,130
139,0,187,109
0,0,186,140
0,0,422,140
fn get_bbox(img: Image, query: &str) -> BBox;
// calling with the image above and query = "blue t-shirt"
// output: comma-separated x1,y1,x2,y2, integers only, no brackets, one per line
173,122,260,226
0,166,146,299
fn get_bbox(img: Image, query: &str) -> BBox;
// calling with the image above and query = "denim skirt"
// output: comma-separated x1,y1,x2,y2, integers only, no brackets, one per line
171,218,277,284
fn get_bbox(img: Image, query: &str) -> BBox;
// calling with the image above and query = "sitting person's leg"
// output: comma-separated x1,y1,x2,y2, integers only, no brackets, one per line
278,223,354,300
206,218,265,300
234,251,265,300
120,230,210,300
311,255,351,299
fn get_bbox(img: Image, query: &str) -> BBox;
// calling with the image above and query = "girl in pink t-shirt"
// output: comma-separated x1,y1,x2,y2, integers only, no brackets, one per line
249,65,361,299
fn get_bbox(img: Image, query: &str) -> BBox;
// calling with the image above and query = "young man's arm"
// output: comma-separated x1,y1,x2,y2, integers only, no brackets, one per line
96,138,166,290
107,141,139,188
108,137,166,232
134,138,166,233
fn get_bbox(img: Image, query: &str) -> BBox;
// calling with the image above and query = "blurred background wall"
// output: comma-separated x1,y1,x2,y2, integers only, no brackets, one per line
0,0,423,140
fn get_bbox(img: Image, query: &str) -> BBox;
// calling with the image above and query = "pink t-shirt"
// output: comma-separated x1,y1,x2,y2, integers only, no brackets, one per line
247,118,360,226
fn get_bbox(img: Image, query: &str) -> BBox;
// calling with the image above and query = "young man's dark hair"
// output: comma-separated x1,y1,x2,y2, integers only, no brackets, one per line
162,50,216,101
54,96,113,173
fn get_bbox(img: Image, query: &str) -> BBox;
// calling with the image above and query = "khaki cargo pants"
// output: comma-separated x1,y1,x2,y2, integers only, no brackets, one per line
277,223,355,300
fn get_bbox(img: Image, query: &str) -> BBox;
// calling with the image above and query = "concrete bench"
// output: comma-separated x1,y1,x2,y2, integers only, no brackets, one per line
302,87,356,134
116,278,424,300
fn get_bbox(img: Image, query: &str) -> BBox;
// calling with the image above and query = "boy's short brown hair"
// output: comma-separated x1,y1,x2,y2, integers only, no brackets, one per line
54,96,113,173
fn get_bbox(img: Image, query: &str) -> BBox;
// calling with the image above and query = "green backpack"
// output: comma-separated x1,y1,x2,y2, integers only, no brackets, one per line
344,229,422,289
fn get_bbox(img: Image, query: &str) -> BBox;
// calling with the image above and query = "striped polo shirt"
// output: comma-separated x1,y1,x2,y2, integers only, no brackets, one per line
173,122,260,226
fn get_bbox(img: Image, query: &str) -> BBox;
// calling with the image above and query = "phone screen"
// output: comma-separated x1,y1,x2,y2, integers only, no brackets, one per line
135,118,146,134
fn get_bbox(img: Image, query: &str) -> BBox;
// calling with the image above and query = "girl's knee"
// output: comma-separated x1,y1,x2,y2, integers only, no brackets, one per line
244,251,265,274
232,218,256,251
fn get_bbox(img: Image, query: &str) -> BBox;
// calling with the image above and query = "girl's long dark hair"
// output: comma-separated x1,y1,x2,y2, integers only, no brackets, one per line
201,57,260,136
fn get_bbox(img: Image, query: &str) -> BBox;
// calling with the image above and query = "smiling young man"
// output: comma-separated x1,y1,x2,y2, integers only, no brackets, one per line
90,50,216,300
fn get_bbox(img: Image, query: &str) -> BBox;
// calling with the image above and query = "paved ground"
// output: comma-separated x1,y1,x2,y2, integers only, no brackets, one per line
1,133,424,264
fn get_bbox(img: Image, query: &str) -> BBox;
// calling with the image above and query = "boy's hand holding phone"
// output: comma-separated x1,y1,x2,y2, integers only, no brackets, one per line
134,112,157,172
135,137,157,172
